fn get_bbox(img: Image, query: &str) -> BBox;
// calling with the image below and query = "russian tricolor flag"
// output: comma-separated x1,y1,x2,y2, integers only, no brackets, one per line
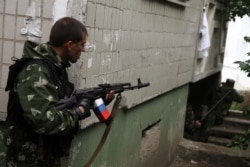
93,98,111,123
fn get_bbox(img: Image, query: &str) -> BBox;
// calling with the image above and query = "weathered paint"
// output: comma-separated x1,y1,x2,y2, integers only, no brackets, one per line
53,0,69,22
103,31,119,51
20,1,42,43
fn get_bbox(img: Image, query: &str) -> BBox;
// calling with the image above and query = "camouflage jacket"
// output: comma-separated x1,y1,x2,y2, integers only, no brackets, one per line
15,41,78,135
4,41,79,166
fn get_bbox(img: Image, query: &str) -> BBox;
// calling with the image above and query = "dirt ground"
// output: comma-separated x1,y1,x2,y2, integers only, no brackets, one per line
171,155,214,167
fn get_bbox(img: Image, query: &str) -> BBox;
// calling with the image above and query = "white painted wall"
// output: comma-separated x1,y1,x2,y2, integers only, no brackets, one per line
222,16,250,90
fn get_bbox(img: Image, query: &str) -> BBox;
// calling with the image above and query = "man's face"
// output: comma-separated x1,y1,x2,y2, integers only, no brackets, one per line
64,33,88,63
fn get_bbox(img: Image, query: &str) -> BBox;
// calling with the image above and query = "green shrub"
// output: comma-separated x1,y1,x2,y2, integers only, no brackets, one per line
227,129,250,150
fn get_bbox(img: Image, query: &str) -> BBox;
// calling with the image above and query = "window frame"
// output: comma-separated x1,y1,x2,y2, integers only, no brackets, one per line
167,0,190,7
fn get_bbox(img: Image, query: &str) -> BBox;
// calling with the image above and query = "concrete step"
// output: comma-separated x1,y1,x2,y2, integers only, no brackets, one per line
209,126,246,138
207,136,231,146
172,139,250,167
221,116,250,131
228,109,250,120
207,110,249,147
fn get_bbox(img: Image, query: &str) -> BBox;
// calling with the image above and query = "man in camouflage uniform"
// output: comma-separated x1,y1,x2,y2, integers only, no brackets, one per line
4,17,114,166
199,79,244,141
210,79,244,125
184,103,202,141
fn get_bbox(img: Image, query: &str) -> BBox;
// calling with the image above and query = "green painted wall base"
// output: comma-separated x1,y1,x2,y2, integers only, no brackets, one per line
0,85,188,167
70,85,188,167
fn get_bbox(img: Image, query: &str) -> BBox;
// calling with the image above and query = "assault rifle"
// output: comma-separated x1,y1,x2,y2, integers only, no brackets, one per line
190,90,232,135
55,78,150,124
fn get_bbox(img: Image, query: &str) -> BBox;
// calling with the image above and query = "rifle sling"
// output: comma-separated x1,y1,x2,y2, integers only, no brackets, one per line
83,94,122,167
200,89,232,122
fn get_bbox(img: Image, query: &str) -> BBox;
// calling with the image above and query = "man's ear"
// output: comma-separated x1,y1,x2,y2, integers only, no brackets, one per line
64,41,74,51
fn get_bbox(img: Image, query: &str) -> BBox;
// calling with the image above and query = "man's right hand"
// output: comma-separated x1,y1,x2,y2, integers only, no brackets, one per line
74,99,91,120
196,120,202,128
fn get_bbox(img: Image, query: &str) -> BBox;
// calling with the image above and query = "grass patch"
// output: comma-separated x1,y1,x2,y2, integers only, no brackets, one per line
231,90,250,116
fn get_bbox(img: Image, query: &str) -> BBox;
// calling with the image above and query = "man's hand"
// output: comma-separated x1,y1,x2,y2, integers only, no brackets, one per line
104,90,115,105
74,99,91,120
195,120,202,128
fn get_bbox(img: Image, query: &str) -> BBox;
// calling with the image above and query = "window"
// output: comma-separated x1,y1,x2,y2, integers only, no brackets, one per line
167,0,190,6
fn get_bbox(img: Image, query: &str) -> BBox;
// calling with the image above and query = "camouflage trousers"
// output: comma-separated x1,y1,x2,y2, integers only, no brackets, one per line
5,144,60,167
4,125,61,167
199,113,216,142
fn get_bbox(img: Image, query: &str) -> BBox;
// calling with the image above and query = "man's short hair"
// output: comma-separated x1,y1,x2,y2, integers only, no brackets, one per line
49,17,88,47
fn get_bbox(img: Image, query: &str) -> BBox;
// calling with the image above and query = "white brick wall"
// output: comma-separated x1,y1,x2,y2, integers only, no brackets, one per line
0,0,220,120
